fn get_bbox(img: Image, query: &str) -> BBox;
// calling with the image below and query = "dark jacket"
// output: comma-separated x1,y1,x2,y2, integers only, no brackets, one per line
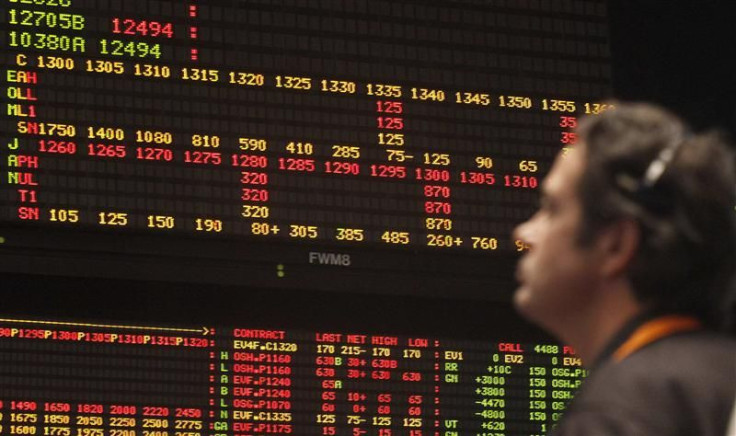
551,330,736,435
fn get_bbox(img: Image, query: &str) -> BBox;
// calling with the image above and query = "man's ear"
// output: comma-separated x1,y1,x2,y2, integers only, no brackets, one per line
597,219,641,278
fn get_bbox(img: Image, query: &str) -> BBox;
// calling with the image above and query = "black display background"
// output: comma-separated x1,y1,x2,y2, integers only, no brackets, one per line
1,0,732,342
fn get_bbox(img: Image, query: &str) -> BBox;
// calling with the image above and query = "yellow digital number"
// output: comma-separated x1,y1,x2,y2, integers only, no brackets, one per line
147,215,174,229
498,95,533,109
372,416,392,426
192,134,220,148
425,218,452,231
195,218,223,232
85,59,124,74
542,99,576,112
98,212,128,226
228,71,265,86
519,160,538,172
335,228,364,241
37,55,74,70
242,205,269,218
427,234,458,247
515,239,530,252
475,156,494,169
320,79,356,94
316,415,335,424
136,130,172,144
286,141,313,155
423,153,450,166
275,75,312,90
411,87,446,102
331,145,360,159
584,102,615,115
134,63,170,78
142,418,167,428
251,222,278,235
386,149,408,162
381,231,410,245
238,137,267,151
472,237,498,250
181,67,219,82
366,83,402,98
289,225,318,239
455,91,491,105
49,208,79,223
378,133,404,146
87,126,124,140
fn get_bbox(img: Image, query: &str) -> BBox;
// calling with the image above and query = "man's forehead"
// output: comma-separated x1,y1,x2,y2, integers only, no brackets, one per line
543,147,587,198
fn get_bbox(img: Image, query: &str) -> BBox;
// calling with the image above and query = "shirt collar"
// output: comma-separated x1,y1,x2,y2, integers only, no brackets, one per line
590,309,665,370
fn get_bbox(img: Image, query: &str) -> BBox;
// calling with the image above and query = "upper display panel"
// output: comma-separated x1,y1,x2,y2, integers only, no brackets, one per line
0,0,611,298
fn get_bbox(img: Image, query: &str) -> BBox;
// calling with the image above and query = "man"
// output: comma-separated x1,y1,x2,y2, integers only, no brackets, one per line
513,102,736,435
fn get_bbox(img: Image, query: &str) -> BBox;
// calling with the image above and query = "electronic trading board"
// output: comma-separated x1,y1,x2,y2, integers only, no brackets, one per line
0,315,586,436
1,1,610,434
0,0,611,297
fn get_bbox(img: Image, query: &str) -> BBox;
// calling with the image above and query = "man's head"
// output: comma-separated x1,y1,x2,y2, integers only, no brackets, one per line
514,102,736,336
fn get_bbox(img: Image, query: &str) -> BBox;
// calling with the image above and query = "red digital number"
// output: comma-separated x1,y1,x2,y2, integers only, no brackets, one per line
232,154,268,168
278,158,315,172
561,131,577,144
184,151,221,165
112,18,174,38
136,147,173,161
460,171,495,185
504,175,539,189
416,168,450,182
241,188,269,202
423,185,451,198
324,161,360,175
370,164,406,179
39,139,76,154
88,143,126,158
240,171,268,184
376,117,404,130
376,101,403,114
424,201,451,215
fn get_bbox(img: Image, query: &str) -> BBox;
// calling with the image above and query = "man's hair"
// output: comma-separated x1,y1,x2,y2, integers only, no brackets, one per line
576,102,736,326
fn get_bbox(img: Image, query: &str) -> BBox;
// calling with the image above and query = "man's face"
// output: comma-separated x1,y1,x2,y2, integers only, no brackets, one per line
513,147,604,332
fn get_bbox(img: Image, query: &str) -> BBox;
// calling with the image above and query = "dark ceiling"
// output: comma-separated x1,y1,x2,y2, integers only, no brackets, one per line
608,0,734,137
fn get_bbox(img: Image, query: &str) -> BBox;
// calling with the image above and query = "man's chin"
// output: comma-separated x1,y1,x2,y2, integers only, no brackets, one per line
512,284,533,317
513,285,548,327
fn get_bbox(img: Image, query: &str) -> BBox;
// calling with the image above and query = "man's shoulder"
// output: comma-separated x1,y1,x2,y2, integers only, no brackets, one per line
594,331,735,388
554,331,736,435
615,330,735,369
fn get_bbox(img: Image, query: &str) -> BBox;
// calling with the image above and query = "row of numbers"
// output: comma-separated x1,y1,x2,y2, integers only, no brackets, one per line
12,55,613,113
45,211,505,249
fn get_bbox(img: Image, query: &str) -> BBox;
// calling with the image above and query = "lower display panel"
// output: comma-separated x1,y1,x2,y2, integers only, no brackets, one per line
0,314,584,436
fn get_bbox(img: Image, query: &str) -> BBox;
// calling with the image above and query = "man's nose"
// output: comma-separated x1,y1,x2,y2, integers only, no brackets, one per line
513,219,535,248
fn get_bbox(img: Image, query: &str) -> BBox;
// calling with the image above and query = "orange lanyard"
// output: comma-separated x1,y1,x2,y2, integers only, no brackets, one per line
613,315,702,362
